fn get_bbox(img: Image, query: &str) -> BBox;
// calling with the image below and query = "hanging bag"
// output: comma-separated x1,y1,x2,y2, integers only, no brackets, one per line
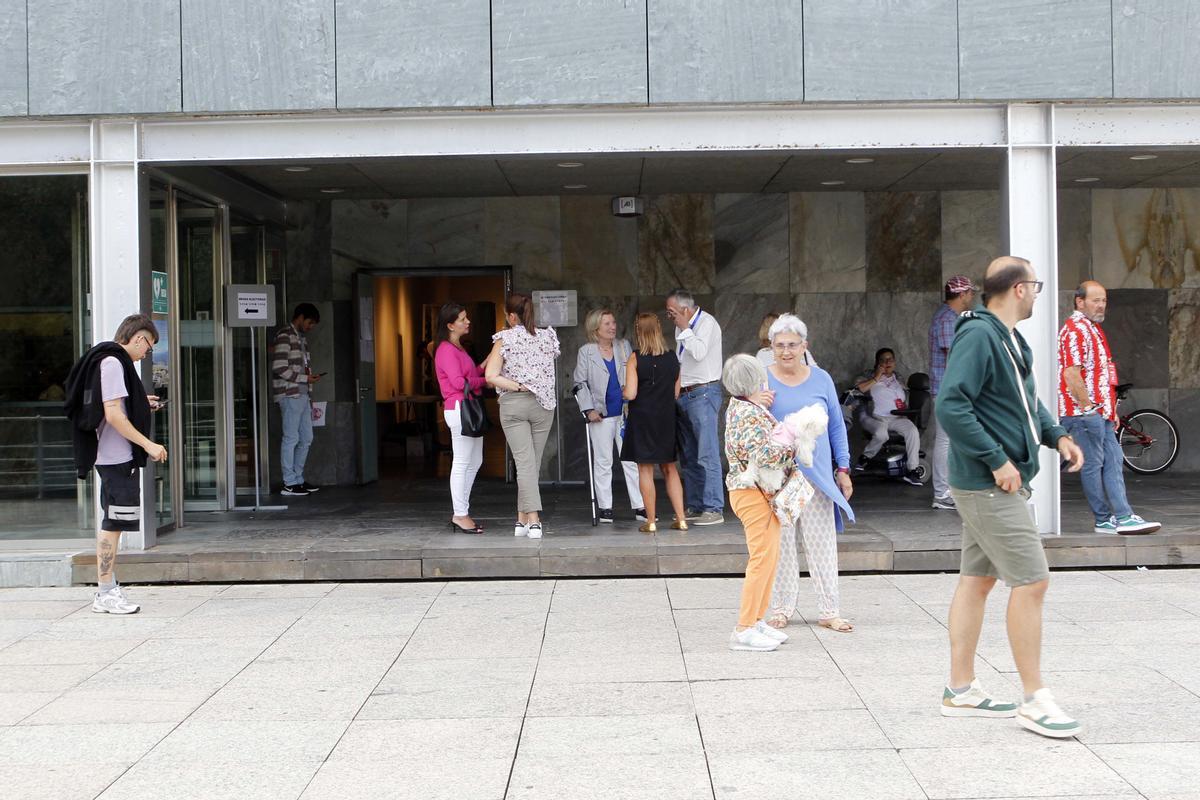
459,378,491,438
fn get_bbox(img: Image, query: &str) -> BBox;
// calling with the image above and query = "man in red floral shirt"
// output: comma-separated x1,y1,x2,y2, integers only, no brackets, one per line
1057,281,1159,535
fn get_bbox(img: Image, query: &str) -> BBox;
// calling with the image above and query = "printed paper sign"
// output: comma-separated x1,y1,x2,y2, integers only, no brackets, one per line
311,401,327,427
237,292,269,321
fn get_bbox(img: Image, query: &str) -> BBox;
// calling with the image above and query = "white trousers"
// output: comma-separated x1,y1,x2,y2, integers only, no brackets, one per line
931,398,950,498
863,415,920,470
770,491,840,620
444,406,484,516
587,415,644,510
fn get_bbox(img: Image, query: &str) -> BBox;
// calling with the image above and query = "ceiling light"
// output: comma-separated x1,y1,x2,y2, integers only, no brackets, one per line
844,158,875,164
284,166,312,173
557,162,584,168
319,188,344,194
563,184,588,190
820,180,845,186
1129,154,1158,161
1074,177,1100,183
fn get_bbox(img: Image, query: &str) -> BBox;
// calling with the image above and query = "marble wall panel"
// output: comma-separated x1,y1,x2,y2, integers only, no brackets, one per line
958,0,1113,99
561,196,639,297
492,0,648,105
1169,289,1200,389
714,194,789,295
1102,289,1170,390
1092,189,1200,290
803,0,958,101
714,293,791,361
941,191,1001,285
406,198,485,267
332,199,408,268
790,192,867,293
485,197,562,290
1167,389,1200,471
0,0,27,116
647,1,803,103
1113,1,1200,99
28,0,181,114
1057,189,1093,288
336,0,491,108
865,192,942,293
638,194,716,296
285,201,334,302
182,0,335,112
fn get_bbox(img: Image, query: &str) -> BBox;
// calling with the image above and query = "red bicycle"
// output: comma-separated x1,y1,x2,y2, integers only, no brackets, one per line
1115,383,1179,474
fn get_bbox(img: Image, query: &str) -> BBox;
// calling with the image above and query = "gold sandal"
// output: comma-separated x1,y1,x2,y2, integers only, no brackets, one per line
670,518,688,531
639,520,657,533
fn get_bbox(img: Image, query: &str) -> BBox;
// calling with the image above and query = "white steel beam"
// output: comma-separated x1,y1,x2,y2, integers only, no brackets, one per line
1055,105,1200,147
1003,104,1062,535
137,105,1009,163
0,120,91,169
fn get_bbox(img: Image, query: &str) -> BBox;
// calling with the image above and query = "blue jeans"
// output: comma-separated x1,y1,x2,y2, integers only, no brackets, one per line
278,396,314,486
1062,414,1132,524
676,383,724,513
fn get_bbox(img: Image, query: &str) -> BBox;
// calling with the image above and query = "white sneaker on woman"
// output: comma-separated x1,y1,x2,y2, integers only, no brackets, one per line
754,620,788,643
729,627,779,651
514,522,527,537
525,523,543,540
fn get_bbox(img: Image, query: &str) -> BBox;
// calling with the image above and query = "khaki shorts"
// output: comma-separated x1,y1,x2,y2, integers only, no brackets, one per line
950,486,1049,587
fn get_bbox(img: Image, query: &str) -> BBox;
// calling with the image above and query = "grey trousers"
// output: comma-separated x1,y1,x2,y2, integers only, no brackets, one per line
499,392,555,513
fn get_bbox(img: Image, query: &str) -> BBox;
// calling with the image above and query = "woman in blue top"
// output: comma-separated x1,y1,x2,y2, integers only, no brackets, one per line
760,314,855,633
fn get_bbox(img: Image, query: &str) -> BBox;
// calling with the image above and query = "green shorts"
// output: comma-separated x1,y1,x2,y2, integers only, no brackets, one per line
950,486,1049,587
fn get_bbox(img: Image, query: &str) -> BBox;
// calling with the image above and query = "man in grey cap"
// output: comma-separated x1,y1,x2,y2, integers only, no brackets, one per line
929,275,978,510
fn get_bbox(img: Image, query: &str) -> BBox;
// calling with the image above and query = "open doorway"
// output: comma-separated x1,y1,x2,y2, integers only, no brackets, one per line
370,269,509,481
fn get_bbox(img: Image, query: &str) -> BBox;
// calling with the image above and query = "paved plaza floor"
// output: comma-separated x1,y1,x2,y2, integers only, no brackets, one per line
2,568,1199,799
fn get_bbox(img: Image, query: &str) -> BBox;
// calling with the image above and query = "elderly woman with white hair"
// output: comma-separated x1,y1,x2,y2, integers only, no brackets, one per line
722,353,825,652
763,313,856,633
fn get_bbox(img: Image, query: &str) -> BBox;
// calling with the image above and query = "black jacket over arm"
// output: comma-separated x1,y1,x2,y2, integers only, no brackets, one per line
64,343,152,478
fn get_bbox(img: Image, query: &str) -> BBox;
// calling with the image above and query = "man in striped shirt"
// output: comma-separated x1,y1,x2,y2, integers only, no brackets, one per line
273,303,323,497
1057,282,1159,535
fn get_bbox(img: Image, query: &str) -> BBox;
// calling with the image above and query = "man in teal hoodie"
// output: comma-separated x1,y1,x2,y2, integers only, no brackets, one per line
935,256,1085,739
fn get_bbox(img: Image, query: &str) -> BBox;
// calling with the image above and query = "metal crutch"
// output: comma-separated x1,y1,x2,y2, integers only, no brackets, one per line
572,384,599,526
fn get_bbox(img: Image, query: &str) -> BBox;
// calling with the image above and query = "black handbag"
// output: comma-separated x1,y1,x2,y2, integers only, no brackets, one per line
459,378,491,438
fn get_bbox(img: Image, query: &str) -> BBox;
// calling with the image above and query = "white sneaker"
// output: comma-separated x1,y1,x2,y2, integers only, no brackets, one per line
92,586,140,615
940,677,1018,717
754,620,788,643
525,523,543,540
514,522,527,537
1017,688,1082,738
729,627,779,652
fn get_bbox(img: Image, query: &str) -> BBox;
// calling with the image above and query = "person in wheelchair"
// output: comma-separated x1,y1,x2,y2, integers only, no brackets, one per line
852,348,927,486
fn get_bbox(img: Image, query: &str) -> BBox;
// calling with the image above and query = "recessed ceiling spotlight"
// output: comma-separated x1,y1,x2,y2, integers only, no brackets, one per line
1074,177,1100,183
820,180,846,186
845,158,875,164
319,188,344,194
284,166,312,173
1129,154,1158,161
557,162,584,168
563,184,588,190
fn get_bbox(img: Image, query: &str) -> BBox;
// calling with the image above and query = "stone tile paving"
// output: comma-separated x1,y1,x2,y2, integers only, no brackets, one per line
1,568,1198,799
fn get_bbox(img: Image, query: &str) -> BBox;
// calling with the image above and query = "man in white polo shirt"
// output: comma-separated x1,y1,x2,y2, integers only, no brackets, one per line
666,288,725,525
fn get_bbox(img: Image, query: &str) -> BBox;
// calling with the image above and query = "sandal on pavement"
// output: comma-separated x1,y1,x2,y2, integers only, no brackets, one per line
766,612,790,630
818,617,854,633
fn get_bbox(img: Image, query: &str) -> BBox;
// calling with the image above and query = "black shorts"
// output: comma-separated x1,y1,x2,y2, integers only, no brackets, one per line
96,461,141,532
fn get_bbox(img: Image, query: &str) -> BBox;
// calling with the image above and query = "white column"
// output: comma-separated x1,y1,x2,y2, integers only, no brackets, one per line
1001,104,1061,535
89,120,155,550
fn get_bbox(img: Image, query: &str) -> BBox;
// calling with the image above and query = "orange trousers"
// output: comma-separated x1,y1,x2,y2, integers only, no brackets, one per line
729,488,782,628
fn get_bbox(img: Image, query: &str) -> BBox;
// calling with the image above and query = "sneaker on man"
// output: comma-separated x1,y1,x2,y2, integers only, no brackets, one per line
853,455,870,473
729,627,779,652
597,508,613,524
526,522,543,540
634,508,648,522
281,484,310,497
940,678,1018,717
694,511,725,526
1017,688,1082,738
92,586,140,615
754,620,788,643
1116,514,1160,535
301,482,320,493
684,507,703,521
902,470,924,487
932,495,957,510
1094,517,1118,535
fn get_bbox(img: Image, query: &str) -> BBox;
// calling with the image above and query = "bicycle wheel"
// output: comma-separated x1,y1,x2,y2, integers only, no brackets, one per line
1120,409,1180,474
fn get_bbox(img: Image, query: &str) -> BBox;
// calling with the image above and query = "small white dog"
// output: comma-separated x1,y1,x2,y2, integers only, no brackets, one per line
771,403,829,467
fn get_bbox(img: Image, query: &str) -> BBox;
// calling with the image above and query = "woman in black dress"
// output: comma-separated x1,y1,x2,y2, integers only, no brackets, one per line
621,313,688,533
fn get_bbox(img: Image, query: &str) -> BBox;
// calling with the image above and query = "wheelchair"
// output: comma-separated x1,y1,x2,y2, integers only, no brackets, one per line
840,372,931,482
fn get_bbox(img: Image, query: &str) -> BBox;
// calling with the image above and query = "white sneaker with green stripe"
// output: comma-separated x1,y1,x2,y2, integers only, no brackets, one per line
1017,688,1082,738
940,678,1018,717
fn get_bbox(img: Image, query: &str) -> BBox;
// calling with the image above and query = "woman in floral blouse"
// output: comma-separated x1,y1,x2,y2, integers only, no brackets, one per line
722,354,816,652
